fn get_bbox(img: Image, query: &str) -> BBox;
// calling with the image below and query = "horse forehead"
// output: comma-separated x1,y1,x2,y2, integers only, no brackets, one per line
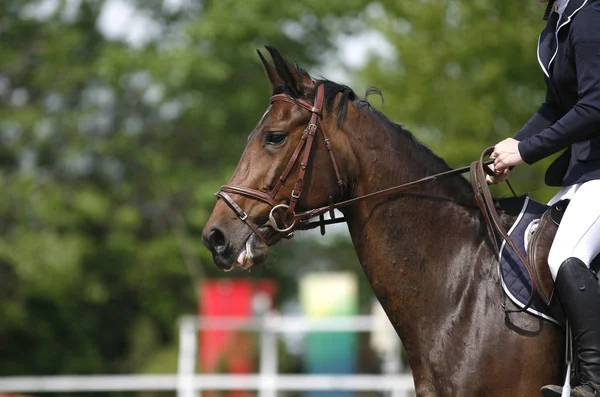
246,101,309,145
270,101,307,121
250,102,296,133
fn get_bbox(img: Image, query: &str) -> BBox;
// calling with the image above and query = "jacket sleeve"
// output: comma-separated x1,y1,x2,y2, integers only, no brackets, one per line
518,7,600,165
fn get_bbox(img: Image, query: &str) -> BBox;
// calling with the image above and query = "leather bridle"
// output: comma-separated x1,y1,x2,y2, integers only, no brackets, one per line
216,82,343,245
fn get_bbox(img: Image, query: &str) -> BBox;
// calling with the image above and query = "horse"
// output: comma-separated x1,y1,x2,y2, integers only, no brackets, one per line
202,46,564,396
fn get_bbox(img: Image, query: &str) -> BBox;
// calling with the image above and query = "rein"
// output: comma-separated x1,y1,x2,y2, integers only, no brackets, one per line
470,148,539,312
215,82,538,310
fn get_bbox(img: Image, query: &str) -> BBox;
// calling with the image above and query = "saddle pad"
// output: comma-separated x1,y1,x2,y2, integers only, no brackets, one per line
499,196,564,326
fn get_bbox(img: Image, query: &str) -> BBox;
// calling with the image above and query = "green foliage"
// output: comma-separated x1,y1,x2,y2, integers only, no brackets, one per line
0,0,556,384
354,0,557,200
0,0,368,378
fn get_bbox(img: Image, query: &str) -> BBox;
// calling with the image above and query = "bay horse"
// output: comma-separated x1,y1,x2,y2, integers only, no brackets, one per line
202,46,563,396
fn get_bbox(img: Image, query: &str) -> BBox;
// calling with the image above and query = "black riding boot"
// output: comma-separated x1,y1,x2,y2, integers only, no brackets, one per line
541,258,600,397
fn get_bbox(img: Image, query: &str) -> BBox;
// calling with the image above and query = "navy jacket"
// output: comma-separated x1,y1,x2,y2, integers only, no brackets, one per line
514,0,600,186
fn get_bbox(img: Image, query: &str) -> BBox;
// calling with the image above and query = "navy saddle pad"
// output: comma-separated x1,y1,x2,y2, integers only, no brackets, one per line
499,196,565,326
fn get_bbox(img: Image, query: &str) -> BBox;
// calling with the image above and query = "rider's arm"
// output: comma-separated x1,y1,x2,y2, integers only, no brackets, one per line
517,7,600,164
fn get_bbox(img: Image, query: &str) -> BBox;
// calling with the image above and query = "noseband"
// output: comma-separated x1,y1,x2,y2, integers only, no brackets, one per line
215,82,344,245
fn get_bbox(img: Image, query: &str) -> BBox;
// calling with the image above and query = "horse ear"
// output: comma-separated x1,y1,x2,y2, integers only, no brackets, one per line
257,49,283,90
265,45,313,98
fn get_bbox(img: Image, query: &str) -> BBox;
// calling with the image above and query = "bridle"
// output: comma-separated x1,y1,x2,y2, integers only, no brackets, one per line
215,80,502,242
216,82,343,245
214,80,541,312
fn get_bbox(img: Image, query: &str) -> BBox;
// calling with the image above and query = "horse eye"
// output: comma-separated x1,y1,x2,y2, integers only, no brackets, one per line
265,132,287,146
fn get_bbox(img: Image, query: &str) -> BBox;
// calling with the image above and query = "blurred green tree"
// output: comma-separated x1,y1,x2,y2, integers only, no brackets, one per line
0,0,366,376
0,0,555,381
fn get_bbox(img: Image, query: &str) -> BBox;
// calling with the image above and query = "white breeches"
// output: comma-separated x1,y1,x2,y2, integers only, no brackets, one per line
547,179,600,280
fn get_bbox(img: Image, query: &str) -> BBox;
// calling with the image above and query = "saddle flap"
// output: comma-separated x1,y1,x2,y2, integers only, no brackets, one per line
527,199,570,305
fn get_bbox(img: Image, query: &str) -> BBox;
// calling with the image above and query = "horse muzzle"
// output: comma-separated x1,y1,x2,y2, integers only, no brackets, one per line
202,223,270,271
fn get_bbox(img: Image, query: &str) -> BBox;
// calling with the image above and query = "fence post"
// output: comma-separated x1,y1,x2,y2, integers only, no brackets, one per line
178,317,199,397
258,305,278,397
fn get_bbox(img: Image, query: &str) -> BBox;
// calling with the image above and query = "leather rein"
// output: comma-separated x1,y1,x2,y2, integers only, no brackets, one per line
215,81,538,310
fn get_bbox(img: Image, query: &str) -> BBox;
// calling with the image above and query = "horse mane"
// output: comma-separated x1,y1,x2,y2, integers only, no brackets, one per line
272,62,473,193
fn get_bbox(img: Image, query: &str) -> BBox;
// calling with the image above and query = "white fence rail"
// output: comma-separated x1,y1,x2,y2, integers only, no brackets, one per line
0,315,414,396
0,374,414,392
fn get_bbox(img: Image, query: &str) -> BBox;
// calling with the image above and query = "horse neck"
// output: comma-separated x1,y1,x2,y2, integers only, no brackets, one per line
339,107,477,223
338,108,499,370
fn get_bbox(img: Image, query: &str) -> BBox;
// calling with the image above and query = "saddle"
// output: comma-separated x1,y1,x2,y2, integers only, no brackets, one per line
526,199,569,305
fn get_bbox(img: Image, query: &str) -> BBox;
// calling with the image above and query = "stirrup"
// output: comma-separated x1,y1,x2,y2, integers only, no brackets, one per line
541,384,599,397
540,384,563,397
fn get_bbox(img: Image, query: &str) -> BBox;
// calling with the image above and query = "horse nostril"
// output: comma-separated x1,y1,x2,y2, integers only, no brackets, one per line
208,227,228,254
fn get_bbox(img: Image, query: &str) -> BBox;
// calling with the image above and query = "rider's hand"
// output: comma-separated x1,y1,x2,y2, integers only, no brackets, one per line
485,163,509,185
491,138,523,172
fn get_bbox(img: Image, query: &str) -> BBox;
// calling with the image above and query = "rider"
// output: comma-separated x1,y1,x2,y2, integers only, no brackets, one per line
488,0,600,396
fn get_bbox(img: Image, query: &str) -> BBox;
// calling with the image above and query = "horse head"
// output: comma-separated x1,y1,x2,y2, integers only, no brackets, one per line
202,46,354,271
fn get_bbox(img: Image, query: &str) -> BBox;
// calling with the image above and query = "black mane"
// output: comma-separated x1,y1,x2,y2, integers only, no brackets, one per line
326,81,457,175
272,62,470,186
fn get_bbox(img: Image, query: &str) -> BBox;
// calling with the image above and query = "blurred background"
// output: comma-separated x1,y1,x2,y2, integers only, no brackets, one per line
0,0,561,396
